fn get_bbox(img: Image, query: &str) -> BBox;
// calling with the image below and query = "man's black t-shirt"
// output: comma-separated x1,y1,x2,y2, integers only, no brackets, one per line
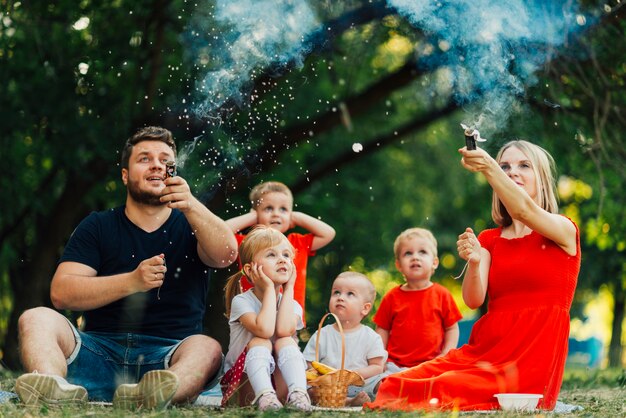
59,206,209,340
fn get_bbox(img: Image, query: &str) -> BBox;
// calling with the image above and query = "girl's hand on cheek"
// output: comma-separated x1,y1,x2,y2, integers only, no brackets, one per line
284,261,296,290
252,263,274,290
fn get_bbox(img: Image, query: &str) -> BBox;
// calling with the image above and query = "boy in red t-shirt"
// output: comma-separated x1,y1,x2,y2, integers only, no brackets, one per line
226,181,335,323
373,227,462,386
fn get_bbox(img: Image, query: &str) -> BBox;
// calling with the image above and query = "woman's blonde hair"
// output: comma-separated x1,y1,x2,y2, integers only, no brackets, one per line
492,140,559,226
224,225,293,317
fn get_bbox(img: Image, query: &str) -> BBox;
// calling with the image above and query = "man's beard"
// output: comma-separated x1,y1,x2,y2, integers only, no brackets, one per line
127,178,166,206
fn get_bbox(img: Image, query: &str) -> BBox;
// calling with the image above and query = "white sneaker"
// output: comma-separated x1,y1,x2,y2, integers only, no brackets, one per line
286,388,311,411
254,390,283,411
112,370,179,410
15,373,87,407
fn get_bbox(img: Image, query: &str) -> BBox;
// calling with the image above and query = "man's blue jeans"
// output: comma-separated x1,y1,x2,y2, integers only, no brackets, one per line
65,326,183,401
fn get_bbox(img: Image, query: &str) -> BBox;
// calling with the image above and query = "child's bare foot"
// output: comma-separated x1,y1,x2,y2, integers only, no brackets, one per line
345,391,371,406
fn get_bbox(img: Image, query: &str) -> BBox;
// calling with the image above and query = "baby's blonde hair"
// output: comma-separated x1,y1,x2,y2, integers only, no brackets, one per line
249,181,293,209
393,227,438,259
334,271,376,304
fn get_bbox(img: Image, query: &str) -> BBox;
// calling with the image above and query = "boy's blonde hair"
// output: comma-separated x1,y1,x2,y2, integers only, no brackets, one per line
224,225,294,317
334,271,376,304
492,140,559,227
393,227,438,259
249,181,293,209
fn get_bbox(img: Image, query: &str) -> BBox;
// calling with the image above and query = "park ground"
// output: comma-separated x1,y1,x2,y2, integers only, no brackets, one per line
0,368,623,417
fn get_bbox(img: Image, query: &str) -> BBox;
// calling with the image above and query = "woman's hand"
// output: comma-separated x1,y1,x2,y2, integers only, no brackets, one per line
458,227,491,309
459,147,496,174
457,227,481,264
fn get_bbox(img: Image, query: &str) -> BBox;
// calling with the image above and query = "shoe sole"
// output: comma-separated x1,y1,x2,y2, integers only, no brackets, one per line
113,370,179,410
15,374,87,407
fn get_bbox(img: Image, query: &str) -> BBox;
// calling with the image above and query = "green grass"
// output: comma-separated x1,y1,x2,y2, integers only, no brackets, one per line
0,368,624,417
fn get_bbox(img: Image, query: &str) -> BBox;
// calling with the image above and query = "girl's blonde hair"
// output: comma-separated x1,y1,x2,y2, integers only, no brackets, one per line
492,140,559,227
249,181,293,209
224,225,294,317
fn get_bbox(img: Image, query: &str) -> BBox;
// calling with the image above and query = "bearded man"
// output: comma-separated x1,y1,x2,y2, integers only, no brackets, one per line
15,127,237,409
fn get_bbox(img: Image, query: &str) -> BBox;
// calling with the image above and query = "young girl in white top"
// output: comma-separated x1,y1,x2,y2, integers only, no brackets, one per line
220,226,311,411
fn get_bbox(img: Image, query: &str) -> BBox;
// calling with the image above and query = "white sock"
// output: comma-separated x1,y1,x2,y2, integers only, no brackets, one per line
276,345,307,393
245,346,275,397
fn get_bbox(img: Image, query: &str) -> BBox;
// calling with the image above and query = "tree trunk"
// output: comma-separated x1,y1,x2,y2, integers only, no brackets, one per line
608,285,625,367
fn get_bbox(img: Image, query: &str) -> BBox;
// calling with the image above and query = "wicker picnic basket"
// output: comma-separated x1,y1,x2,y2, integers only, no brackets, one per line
307,313,364,407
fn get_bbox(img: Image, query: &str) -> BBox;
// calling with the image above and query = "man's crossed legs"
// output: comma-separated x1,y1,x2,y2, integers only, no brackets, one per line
15,307,222,410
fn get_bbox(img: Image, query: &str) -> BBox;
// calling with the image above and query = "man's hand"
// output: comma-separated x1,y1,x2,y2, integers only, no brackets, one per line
160,176,196,211
133,254,167,292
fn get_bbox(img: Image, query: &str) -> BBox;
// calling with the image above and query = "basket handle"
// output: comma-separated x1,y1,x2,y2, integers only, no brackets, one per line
314,312,345,370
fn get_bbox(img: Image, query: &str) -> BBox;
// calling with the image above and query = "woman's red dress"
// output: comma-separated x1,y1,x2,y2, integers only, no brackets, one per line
366,222,580,411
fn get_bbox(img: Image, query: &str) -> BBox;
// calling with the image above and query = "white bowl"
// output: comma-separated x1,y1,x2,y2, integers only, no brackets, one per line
494,393,543,411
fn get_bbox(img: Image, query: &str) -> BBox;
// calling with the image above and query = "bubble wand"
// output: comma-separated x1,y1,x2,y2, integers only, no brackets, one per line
165,160,177,178
460,123,487,150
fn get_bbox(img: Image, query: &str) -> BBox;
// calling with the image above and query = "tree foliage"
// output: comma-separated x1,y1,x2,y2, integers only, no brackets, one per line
1,0,625,370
